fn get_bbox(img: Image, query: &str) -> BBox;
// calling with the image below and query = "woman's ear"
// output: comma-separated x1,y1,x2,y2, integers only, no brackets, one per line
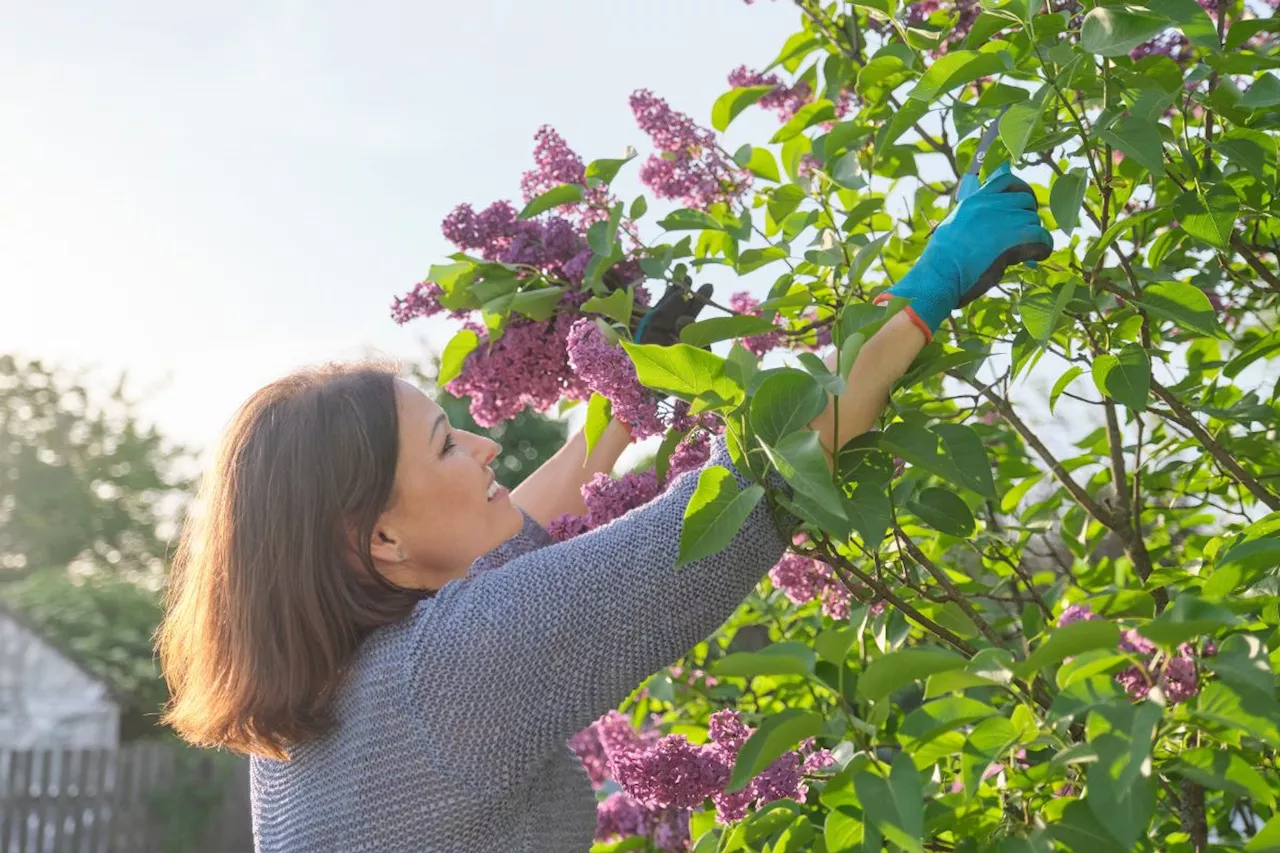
370,526,405,564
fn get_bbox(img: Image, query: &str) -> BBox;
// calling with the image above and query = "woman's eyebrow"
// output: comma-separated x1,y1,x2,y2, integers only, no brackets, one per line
429,412,448,444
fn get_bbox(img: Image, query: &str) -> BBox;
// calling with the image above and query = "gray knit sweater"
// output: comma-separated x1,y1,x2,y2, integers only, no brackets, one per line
249,435,791,852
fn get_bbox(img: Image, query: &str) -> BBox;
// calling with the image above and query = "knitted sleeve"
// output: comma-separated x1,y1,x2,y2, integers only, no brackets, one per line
402,434,793,791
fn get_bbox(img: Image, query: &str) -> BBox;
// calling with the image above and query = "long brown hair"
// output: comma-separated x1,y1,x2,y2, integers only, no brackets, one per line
157,361,426,759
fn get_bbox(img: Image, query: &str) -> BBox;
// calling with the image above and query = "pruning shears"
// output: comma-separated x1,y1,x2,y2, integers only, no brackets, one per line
957,104,1012,204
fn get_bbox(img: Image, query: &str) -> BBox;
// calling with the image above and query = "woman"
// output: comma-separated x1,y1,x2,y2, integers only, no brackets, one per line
157,168,1049,852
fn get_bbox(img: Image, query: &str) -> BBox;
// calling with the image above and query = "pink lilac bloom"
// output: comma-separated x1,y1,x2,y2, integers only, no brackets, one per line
566,318,666,438
1120,629,1156,656
728,291,785,356
1115,665,1151,701
569,724,612,789
769,551,849,618
803,749,836,773
391,280,450,324
669,665,719,689
521,125,586,201
611,734,729,809
650,808,691,852
547,512,594,543
583,469,662,528
669,400,724,434
820,583,852,620
630,89,749,210
446,310,591,427
1057,603,1097,627
726,66,812,122
666,431,712,483
1161,652,1200,705
594,791,652,842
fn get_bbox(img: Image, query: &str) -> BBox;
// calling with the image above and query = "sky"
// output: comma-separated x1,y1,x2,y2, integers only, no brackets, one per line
0,0,800,455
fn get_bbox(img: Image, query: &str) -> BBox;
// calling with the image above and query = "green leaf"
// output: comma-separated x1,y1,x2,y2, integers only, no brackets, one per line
858,647,967,702
934,423,998,499
1130,281,1224,338
881,422,996,498
658,209,726,231
746,147,782,182
727,709,825,793
509,287,565,321
517,183,583,219
737,246,790,274
1015,619,1121,678
838,333,868,382
622,342,744,404
584,393,612,458
845,484,892,548
908,50,1012,103
1162,0,1221,50
1228,17,1280,52
750,369,829,446
961,716,1018,800
1091,344,1150,411
1225,331,1280,377
1055,649,1130,691
1050,168,1088,235
585,155,635,187
1050,801,1128,853
900,696,998,744
853,754,924,853
714,642,816,680
1050,366,1085,414
999,97,1044,163
1173,184,1240,250
678,467,765,568
680,315,779,348
1240,72,1280,109
1175,747,1275,808
1206,633,1275,698
771,99,837,144
1019,280,1076,341
761,431,851,534
438,329,479,386
712,85,777,132
768,185,807,224
1212,129,1277,182
815,626,860,665
1194,681,1280,748
908,488,975,537
1097,115,1165,177
1138,593,1240,646
1080,7,1170,56
582,288,635,326
1086,733,1156,849
629,195,648,219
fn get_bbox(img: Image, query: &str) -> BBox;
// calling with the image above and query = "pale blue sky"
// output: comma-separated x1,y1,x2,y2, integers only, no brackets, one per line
0,0,799,452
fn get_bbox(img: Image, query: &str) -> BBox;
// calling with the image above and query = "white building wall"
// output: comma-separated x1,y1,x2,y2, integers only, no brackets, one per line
0,613,119,750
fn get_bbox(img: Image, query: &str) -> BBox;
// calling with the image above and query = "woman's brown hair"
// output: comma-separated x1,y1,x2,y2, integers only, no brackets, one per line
157,361,427,760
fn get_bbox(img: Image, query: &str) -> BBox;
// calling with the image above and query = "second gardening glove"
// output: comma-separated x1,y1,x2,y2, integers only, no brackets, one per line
876,163,1053,341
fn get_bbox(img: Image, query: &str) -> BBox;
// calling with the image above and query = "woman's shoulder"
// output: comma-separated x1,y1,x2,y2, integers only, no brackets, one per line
465,508,553,576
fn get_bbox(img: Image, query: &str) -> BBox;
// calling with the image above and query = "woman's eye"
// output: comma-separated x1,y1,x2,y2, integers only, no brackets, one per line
441,434,457,456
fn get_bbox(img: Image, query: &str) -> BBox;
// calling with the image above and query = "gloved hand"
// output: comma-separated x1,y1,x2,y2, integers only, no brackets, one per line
875,163,1053,341
632,277,715,347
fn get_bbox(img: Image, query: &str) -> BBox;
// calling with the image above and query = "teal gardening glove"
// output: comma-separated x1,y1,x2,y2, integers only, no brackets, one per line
875,163,1053,342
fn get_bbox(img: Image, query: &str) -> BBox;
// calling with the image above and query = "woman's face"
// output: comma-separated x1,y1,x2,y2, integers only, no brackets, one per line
371,381,524,589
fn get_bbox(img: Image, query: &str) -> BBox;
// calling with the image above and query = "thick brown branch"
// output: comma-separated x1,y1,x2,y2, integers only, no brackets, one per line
1150,381,1280,511
1230,234,1280,293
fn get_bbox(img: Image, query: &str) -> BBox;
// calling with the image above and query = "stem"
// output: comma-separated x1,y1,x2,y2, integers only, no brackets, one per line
1150,380,1280,511
826,551,978,656
894,526,1008,649
1179,779,1208,853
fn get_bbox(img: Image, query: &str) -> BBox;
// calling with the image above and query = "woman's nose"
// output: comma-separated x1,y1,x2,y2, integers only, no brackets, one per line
474,435,501,466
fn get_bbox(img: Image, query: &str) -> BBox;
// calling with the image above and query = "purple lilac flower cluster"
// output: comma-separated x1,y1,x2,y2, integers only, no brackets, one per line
566,319,667,438
727,291,786,356
547,431,712,542
631,89,750,211
391,280,452,325
603,709,820,823
727,66,812,122
593,793,689,852
769,551,854,619
1056,604,1202,704
444,310,592,427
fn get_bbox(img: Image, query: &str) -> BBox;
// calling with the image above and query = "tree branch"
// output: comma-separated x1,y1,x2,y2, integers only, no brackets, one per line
894,526,1008,649
1150,380,1280,511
